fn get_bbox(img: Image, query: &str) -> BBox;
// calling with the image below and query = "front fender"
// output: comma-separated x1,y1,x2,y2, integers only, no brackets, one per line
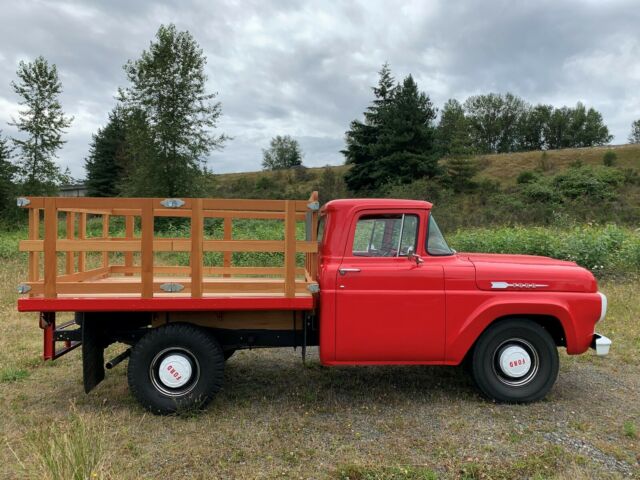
445,292,588,364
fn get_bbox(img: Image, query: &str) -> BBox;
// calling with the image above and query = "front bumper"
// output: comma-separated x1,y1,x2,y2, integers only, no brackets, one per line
597,292,608,323
591,333,612,356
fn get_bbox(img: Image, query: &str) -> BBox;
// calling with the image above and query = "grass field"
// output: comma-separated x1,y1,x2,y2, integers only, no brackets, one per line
0,226,639,478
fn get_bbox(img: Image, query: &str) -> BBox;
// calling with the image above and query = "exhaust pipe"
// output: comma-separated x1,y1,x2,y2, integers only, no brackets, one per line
105,348,131,369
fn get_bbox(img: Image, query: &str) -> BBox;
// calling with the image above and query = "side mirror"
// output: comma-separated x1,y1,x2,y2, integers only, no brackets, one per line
406,246,424,266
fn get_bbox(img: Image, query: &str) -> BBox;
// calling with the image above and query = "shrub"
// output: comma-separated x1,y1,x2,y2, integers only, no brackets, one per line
516,170,539,184
520,181,560,203
552,166,624,200
603,150,617,167
537,151,553,172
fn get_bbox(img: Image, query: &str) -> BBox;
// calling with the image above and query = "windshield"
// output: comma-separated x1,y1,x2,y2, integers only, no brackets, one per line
426,215,453,256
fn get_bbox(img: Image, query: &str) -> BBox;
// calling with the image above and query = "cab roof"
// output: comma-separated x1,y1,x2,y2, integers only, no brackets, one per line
322,198,433,212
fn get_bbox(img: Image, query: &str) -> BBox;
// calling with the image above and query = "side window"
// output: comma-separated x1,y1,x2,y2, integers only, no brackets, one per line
352,214,418,257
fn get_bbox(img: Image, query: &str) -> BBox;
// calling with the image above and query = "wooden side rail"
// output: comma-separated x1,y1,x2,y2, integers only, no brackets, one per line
17,193,320,299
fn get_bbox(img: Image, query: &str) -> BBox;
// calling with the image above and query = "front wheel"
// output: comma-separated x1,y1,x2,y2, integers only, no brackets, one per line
128,323,224,414
470,319,559,403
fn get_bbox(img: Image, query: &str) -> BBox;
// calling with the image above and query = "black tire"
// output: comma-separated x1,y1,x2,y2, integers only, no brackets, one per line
127,323,224,414
223,349,236,361
470,319,559,403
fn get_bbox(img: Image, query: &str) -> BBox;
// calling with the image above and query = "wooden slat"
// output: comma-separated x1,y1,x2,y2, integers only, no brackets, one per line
309,191,319,282
202,198,308,212
141,200,154,298
223,217,232,278
284,200,296,297
124,215,134,277
65,212,75,274
102,214,110,267
28,208,39,283
56,266,110,283
53,197,193,210
43,198,57,298
19,238,319,254
202,240,317,253
78,213,86,272
57,207,111,215
191,199,203,298
110,265,306,276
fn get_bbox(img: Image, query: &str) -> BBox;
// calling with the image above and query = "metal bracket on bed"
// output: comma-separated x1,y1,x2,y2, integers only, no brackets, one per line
40,312,82,361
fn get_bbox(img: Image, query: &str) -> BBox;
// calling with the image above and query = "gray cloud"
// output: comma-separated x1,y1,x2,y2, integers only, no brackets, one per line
0,0,638,178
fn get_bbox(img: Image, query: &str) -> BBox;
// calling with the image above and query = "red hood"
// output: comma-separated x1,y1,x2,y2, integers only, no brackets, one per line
461,253,597,293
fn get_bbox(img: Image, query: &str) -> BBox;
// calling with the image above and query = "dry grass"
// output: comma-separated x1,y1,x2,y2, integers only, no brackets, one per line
475,143,640,185
1,259,639,479
209,144,640,192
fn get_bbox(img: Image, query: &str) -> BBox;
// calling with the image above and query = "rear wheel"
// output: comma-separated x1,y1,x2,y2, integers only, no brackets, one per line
470,319,559,403
223,349,236,361
128,323,224,414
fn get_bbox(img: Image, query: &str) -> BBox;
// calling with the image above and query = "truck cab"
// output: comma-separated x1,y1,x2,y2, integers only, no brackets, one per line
315,199,609,401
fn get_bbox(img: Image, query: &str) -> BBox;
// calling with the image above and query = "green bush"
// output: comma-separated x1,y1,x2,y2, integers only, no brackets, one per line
516,170,539,184
603,150,617,166
553,165,624,200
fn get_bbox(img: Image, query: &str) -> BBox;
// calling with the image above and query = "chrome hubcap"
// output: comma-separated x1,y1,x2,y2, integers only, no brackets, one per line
498,345,531,378
150,348,200,396
492,339,539,387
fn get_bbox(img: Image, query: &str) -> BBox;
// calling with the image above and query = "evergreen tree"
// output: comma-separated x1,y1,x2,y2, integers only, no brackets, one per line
85,107,127,196
437,100,477,192
119,24,227,197
9,56,72,195
343,63,396,193
630,119,640,144
262,135,303,170
344,66,437,193
0,132,18,222
436,99,473,156
372,75,439,186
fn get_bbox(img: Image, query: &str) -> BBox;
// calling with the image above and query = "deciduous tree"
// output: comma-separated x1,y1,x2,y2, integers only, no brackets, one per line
9,56,72,195
119,24,227,197
262,135,303,170
628,119,640,144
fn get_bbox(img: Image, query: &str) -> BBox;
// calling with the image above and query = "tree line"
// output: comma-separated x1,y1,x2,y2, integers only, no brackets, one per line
343,63,622,194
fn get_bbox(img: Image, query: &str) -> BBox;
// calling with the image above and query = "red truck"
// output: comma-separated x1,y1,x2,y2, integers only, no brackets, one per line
16,193,610,414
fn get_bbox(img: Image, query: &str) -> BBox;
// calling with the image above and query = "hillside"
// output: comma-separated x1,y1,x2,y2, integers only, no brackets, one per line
208,143,640,198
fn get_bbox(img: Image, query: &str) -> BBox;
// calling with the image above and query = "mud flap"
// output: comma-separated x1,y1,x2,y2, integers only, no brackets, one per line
81,314,105,393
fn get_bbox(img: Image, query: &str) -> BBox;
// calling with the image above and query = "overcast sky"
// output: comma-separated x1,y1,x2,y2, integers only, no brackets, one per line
0,0,639,179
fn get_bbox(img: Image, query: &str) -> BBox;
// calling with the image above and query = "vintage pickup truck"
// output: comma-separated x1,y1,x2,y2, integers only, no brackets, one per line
16,193,610,413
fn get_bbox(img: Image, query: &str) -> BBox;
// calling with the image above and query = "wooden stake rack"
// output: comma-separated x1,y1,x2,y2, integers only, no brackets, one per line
17,193,320,302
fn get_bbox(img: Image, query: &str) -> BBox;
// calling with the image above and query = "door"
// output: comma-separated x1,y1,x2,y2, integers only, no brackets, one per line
335,210,445,362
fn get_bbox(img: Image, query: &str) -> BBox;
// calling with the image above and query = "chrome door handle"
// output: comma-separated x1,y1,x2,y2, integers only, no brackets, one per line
339,268,361,275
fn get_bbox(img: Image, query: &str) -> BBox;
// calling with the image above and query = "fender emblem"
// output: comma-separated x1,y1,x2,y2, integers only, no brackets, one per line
491,281,548,289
